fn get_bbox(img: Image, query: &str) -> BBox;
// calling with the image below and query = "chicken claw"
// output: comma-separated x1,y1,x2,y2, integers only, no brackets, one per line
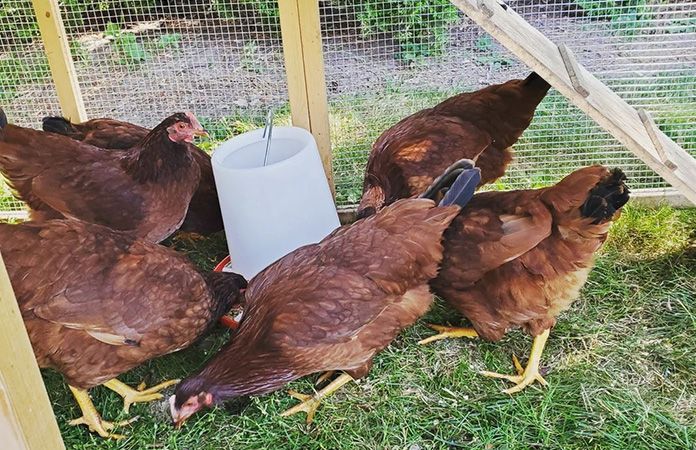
480,329,550,394
417,324,478,345
282,390,322,424
280,373,354,424
104,378,180,413
68,385,138,439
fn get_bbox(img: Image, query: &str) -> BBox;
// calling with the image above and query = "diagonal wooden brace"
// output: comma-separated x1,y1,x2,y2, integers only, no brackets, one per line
638,109,678,171
558,44,590,98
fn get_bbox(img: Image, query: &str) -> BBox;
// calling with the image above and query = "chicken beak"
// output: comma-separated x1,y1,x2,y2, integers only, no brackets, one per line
193,128,209,138
169,395,190,429
185,111,209,138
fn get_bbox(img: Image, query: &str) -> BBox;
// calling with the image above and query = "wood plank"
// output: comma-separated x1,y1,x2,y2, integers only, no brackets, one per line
450,0,696,205
278,0,334,193
630,188,692,208
278,0,309,130
638,109,677,170
297,0,333,188
31,0,86,122
557,44,589,98
0,252,65,450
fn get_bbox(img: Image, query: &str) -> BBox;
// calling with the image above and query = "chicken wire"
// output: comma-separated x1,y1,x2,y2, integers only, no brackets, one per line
1,0,289,214
320,0,696,206
1,1,695,213
1,0,60,213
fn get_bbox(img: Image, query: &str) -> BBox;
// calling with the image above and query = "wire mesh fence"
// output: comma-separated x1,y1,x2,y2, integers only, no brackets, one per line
1,0,59,212
1,0,289,214
321,0,696,206
1,1,694,213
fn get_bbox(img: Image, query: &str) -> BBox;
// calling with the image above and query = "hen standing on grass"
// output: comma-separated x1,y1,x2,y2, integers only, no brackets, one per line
419,165,630,393
0,109,203,243
357,72,551,218
42,115,224,239
169,166,481,426
0,219,247,439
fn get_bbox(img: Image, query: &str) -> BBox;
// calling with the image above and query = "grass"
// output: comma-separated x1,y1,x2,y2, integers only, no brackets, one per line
43,203,696,449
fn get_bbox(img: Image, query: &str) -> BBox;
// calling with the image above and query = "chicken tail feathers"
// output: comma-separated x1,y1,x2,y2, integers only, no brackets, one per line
439,168,481,208
523,71,550,91
580,168,630,224
206,271,248,320
419,158,480,208
419,158,477,201
0,108,7,129
42,116,76,135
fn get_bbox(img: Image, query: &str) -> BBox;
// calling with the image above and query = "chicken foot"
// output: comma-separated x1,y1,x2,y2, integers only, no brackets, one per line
480,328,550,394
68,385,138,439
417,324,479,345
104,378,180,413
280,373,354,424
315,370,336,386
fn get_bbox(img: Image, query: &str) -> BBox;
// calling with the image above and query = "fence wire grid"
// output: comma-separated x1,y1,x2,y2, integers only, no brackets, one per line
1,1,695,213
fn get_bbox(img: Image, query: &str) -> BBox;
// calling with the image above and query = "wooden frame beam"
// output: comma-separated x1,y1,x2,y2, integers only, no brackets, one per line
31,0,86,122
0,252,65,450
450,0,696,205
278,0,334,193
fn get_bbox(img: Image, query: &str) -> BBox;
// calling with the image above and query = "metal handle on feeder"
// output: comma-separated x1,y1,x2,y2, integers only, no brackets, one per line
262,109,274,166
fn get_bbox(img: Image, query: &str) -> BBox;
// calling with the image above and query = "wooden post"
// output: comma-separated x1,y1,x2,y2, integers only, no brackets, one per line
31,0,86,122
278,0,334,193
0,252,65,450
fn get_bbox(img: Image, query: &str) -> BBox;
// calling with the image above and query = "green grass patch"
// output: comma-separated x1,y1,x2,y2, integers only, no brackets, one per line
41,205,696,449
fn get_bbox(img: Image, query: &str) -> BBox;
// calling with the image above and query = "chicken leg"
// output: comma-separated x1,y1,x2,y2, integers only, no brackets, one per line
67,385,137,439
417,324,479,345
172,231,206,245
315,370,336,386
280,373,354,424
103,378,180,413
480,328,550,394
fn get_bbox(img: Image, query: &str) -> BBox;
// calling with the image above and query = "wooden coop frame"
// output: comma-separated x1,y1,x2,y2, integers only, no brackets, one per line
1,0,695,447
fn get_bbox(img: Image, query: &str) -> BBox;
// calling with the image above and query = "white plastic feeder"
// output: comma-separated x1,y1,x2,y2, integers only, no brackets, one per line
211,126,340,280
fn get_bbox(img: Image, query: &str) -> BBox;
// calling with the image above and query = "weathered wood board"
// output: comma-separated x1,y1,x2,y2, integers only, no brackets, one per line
31,0,86,122
0,252,65,449
278,0,334,192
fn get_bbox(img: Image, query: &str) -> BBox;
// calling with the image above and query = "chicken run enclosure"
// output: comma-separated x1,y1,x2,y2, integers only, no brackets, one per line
1,0,695,214
1,1,696,449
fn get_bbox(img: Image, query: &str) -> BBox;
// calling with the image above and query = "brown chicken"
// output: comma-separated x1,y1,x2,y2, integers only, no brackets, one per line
357,72,551,218
169,197,465,426
419,165,630,393
0,109,203,243
0,219,247,438
42,115,224,237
